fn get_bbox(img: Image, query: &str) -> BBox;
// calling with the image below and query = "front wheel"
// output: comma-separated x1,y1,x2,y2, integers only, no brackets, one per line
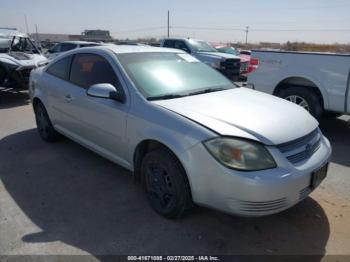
277,86,323,120
34,102,62,142
141,148,192,218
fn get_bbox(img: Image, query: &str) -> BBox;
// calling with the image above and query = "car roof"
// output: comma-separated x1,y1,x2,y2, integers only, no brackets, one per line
161,37,204,42
60,41,100,45
89,44,185,54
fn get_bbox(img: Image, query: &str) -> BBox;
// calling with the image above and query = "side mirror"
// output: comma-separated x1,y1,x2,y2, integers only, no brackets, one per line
181,47,191,54
87,83,125,103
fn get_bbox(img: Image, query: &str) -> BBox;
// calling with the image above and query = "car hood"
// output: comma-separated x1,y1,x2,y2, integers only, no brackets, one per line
0,52,48,68
196,51,240,60
152,88,319,145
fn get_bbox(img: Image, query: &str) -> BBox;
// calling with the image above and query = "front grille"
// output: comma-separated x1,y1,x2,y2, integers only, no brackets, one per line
287,139,321,164
277,129,321,164
239,198,287,213
221,59,241,70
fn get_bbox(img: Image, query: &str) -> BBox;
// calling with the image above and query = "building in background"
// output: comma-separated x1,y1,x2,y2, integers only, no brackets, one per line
80,30,113,42
30,33,81,43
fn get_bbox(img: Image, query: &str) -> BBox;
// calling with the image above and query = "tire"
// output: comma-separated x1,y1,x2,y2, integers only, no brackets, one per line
34,102,62,142
277,86,323,120
141,148,192,218
0,66,6,86
323,111,343,119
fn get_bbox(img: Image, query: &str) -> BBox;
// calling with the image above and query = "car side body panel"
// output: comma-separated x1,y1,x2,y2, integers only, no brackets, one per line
247,50,350,113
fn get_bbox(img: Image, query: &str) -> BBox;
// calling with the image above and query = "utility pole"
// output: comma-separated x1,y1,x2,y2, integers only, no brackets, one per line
24,14,30,34
245,26,249,46
35,24,39,44
167,10,170,38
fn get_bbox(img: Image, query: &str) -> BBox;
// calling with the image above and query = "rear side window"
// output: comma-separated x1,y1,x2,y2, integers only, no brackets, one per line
51,43,61,53
60,43,76,52
174,40,191,53
163,40,175,48
70,53,120,89
80,44,99,48
46,56,72,80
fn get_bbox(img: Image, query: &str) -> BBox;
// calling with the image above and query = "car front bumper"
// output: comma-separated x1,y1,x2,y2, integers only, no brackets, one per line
179,134,332,217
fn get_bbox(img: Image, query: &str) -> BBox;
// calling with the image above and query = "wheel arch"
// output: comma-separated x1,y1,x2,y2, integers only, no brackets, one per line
273,76,327,109
132,139,191,190
32,97,42,108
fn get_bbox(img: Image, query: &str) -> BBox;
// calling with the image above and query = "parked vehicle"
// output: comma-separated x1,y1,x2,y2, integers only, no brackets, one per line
46,41,100,60
247,50,350,119
29,45,331,218
160,38,241,81
0,28,48,89
240,50,251,56
216,45,250,77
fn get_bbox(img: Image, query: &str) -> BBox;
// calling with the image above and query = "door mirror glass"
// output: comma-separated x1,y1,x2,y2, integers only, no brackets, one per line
87,83,125,102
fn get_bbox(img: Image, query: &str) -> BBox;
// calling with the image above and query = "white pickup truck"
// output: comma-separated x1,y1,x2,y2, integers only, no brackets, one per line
247,50,350,119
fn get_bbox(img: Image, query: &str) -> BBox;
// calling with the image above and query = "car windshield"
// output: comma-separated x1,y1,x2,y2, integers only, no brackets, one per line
117,52,234,100
10,36,39,54
217,47,240,56
189,40,217,53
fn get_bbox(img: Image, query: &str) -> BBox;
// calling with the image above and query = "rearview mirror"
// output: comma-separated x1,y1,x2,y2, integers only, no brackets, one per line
87,83,125,103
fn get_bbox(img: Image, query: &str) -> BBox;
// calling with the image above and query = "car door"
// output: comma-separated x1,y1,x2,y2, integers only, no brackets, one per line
62,52,130,166
43,55,73,125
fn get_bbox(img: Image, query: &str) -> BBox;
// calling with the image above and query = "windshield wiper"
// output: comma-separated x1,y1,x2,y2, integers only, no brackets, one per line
187,87,228,97
147,93,186,101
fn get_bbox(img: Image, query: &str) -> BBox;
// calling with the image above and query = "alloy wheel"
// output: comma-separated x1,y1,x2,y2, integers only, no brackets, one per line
285,95,310,111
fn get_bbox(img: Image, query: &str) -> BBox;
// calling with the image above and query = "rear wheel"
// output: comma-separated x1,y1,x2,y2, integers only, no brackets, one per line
34,102,62,142
277,86,323,120
141,148,192,218
323,112,343,119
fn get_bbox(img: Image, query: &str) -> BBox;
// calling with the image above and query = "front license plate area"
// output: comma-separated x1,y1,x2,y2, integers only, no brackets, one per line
311,163,329,189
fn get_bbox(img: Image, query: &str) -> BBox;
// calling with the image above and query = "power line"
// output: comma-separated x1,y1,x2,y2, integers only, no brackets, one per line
251,29,350,32
172,26,244,31
171,26,350,32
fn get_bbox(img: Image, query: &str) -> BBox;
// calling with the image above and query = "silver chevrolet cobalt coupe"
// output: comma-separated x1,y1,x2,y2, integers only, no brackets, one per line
29,45,331,218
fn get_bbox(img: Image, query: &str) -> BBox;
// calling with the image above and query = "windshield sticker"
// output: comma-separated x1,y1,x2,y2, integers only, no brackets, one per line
177,53,199,63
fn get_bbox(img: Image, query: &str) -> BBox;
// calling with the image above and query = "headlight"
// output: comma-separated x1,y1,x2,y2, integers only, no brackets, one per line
204,138,276,171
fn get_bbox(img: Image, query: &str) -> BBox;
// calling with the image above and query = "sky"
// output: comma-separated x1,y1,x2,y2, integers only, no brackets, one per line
1,0,349,44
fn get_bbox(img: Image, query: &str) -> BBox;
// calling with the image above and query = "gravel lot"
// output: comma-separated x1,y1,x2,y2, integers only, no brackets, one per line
0,90,349,259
